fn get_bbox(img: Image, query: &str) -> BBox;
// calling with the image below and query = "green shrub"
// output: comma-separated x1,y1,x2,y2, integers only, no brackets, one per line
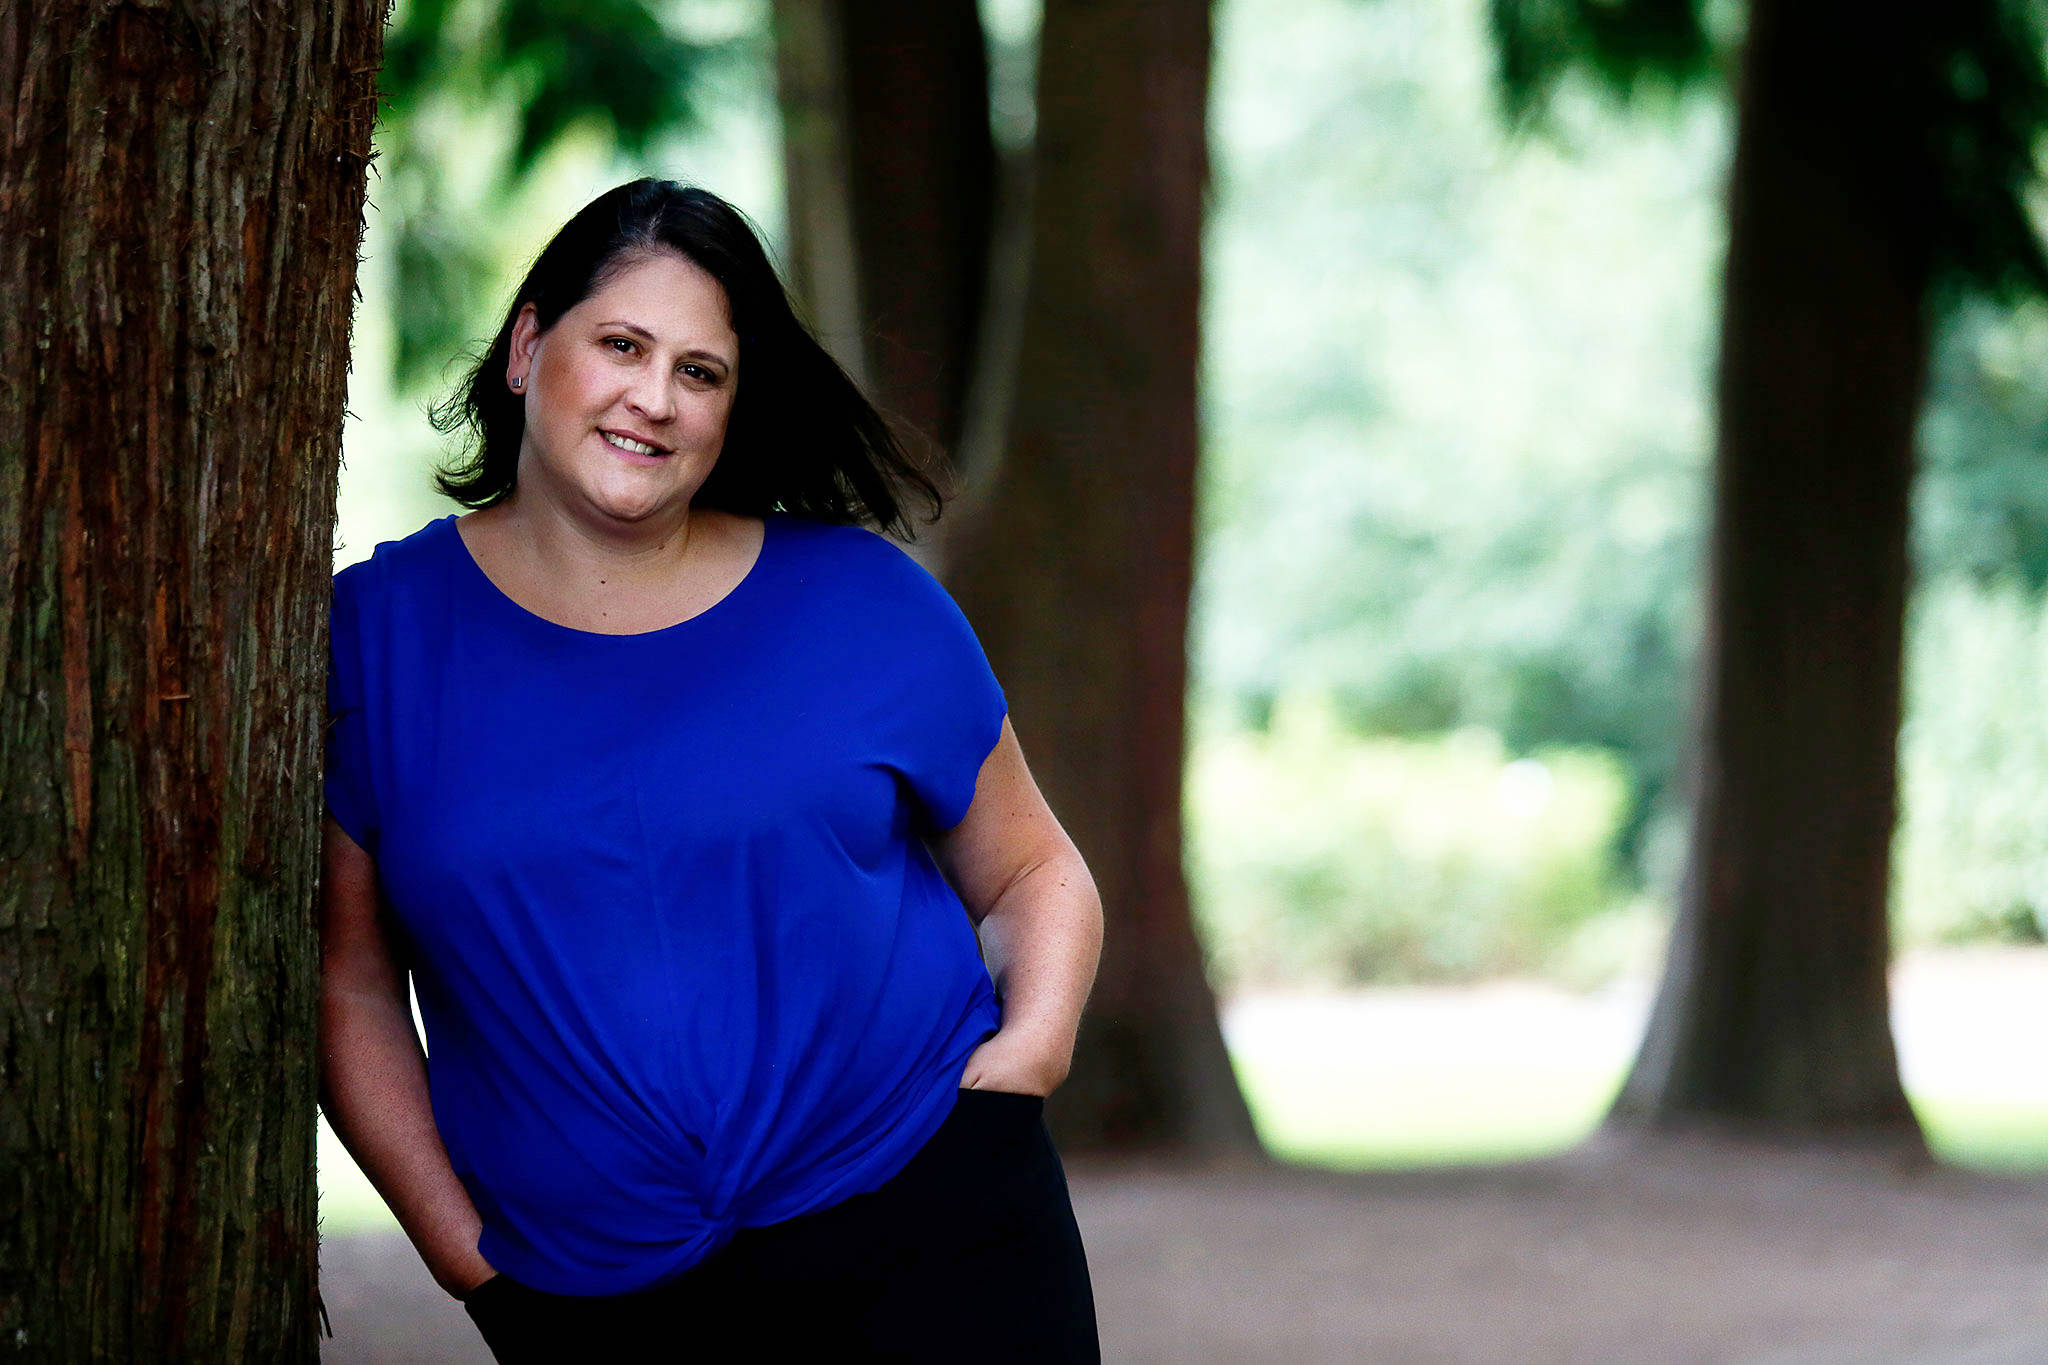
1185,692,1633,988
1894,580,2048,946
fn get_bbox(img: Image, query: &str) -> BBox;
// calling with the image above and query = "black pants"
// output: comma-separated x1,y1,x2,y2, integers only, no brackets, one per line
461,1088,1100,1363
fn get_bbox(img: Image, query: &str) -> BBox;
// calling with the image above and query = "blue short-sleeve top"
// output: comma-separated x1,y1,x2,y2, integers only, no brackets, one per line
323,511,1007,1296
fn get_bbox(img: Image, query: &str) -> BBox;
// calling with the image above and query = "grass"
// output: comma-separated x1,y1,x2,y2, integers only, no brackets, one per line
1235,1055,2048,1172
1914,1096,2048,1172
318,1120,395,1238
1231,1048,1625,1169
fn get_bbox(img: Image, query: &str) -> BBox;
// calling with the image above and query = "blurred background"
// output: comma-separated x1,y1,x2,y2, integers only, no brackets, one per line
322,0,2048,1358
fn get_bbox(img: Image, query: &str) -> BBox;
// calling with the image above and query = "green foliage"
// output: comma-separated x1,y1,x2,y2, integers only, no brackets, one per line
1185,693,1634,988
376,0,747,384
1894,579,2048,946
1202,0,1718,876
1918,0,2048,304
1489,0,2048,303
1203,0,2048,971
494,0,710,170
1488,0,1719,125
1918,299,2048,589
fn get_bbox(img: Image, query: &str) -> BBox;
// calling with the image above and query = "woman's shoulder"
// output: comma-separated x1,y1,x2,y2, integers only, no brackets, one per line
770,515,987,670
774,513,936,581
772,514,959,614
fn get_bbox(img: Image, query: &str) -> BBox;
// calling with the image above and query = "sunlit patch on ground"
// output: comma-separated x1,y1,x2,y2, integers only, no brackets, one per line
1223,946,2048,1174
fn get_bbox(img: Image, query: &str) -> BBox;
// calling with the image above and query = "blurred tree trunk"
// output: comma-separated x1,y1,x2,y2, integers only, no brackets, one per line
770,0,998,477
841,1,997,477
944,0,1260,1155
1610,0,1930,1143
0,1,383,1358
770,0,869,384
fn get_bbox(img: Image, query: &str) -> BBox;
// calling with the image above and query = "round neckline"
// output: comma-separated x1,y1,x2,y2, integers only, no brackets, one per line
442,511,778,642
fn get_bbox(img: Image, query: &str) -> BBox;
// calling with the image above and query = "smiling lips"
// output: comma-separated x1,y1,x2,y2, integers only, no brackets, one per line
601,429,670,458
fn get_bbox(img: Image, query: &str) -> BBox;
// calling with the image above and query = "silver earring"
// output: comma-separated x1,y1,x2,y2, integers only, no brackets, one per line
512,376,524,390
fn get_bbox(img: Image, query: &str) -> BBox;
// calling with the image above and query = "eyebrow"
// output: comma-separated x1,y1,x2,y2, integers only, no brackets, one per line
595,319,733,368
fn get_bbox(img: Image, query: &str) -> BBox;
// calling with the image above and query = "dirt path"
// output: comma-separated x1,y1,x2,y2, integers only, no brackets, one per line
319,1140,2048,1363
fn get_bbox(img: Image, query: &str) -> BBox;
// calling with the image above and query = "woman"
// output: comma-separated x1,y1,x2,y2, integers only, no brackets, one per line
319,179,1105,1362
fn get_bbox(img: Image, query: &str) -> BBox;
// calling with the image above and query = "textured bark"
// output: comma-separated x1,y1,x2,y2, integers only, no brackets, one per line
0,0,385,1358
945,0,1260,1155
1610,0,1930,1142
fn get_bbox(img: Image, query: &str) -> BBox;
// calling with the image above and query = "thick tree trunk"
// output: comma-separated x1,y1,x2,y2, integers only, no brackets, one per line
771,0,998,481
946,0,1260,1155
770,0,868,385
840,1,996,475
1610,0,1932,1142
0,2,384,1358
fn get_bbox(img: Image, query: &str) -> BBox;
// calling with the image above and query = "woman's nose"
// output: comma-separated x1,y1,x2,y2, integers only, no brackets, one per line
626,371,674,423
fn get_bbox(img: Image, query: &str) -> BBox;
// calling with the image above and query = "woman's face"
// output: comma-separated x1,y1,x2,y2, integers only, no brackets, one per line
507,249,740,526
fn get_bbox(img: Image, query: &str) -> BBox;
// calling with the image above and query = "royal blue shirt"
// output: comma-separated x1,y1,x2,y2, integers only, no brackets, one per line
324,512,1007,1295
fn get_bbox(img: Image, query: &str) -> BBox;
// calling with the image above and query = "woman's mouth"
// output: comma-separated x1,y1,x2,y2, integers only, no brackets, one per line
601,430,669,462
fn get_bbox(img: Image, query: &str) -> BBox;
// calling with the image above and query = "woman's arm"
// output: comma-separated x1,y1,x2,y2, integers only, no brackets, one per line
318,816,497,1299
927,718,1105,1096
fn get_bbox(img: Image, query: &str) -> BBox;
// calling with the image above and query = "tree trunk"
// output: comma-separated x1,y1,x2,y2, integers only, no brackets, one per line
840,0,996,477
0,2,384,1358
1610,0,1933,1143
771,0,999,483
770,0,869,385
945,0,1261,1155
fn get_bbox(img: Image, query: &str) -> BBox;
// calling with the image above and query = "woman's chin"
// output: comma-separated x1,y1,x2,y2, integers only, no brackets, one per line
577,473,699,523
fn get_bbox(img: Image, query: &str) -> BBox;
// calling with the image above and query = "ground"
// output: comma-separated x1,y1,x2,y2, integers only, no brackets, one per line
318,1139,2048,1363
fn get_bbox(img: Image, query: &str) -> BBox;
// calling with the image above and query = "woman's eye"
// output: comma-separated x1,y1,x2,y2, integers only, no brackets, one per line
606,337,637,355
681,364,717,383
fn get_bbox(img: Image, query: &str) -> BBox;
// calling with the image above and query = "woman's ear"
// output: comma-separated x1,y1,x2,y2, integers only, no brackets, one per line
507,303,542,387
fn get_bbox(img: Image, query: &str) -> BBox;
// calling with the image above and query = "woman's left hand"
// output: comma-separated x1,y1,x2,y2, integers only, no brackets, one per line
957,1025,1071,1098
